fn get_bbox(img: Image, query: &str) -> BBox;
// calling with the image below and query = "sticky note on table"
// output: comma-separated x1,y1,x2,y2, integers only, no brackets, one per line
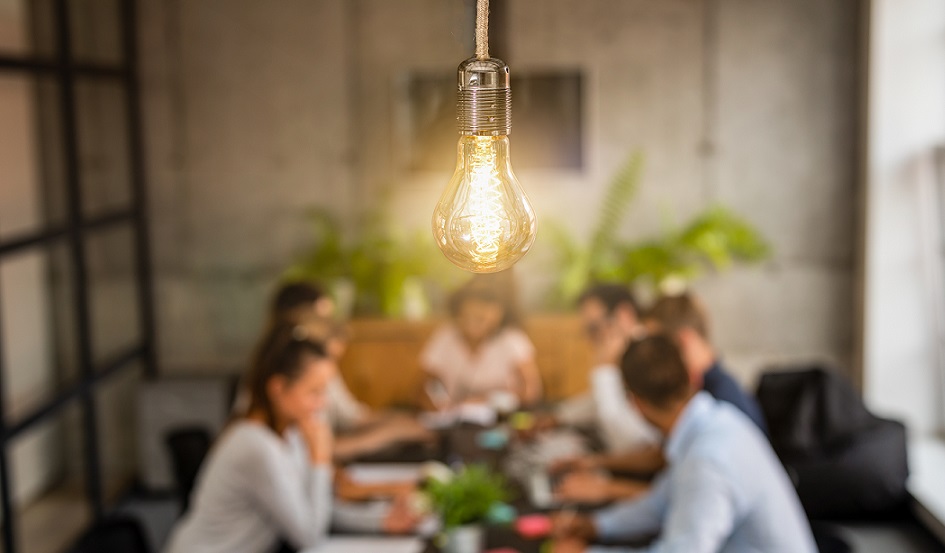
515,514,553,539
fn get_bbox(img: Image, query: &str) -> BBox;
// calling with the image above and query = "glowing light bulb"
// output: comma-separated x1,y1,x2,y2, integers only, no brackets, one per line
432,57,536,273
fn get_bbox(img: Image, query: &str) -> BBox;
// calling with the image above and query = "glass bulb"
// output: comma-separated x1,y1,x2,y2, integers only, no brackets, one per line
433,134,536,273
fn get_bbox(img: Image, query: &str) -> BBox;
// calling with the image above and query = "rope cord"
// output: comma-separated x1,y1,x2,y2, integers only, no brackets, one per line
475,0,489,59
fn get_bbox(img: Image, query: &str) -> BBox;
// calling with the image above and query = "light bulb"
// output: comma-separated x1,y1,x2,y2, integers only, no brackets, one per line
432,57,536,273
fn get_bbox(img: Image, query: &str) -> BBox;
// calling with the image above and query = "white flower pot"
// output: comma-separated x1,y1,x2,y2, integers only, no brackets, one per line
442,525,484,553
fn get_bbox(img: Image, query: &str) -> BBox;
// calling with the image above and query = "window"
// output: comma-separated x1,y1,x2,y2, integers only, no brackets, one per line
0,1,155,551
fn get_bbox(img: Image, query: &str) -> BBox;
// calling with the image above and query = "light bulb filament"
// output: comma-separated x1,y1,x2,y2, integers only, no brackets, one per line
468,137,504,261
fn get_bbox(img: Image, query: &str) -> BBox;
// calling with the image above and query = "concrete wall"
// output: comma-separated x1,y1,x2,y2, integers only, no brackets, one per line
140,0,860,387
862,0,945,437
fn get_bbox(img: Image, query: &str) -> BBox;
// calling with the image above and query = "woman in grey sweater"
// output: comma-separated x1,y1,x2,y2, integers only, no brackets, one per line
165,323,335,553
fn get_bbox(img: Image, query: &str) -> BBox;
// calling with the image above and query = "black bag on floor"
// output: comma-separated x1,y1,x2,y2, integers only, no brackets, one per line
756,367,909,519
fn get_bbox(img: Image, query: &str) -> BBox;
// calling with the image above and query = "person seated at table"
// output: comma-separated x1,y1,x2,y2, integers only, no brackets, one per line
165,322,335,553
549,284,661,452
421,271,542,409
550,334,816,553
552,291,768,504
644,292,767,433
236,281,434,461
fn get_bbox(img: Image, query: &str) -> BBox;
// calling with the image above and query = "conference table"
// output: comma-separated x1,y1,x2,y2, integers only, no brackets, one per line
334,420,651,553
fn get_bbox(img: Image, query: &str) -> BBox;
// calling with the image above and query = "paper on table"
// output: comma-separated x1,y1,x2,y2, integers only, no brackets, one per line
419,403,498,429
303,537,424,553
345,463,424,484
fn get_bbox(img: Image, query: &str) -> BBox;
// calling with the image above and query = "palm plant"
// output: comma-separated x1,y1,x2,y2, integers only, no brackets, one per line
284,208,459,318
546,151,771,305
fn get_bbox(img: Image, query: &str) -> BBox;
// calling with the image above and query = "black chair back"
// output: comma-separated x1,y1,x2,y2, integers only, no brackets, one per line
71,516,151,553
165,426,212,513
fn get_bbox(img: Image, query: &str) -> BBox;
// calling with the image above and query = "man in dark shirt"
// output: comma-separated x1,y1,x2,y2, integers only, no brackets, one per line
553,292,768,504
644,293,767,434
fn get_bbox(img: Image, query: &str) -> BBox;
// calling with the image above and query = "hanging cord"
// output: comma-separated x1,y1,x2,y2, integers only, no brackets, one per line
476,0,489,59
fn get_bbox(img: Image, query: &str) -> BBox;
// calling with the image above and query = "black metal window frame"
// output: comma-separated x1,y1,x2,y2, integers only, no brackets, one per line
0,1,155,551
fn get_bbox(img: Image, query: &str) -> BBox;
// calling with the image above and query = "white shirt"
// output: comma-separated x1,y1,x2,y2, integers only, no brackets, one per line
326,375,370,431
165,421,332,553
556,364,660,452
421,325,535,402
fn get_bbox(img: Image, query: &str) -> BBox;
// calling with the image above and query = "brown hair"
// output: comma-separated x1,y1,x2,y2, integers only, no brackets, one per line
578,283,640,315
619,334,691,409
448,271,523,329
644,293,710,340
270,280,327,318
245,321,328,431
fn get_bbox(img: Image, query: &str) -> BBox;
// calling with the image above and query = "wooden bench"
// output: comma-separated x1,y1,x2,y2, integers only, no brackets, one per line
338,315,594,409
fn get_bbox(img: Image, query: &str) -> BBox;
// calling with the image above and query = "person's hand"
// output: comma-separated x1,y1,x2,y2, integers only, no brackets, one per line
549,455,600,475
383,493,420,534
551,512,597,541
298,416,333,465
514,412,556,441
385,417,436,444
551,537,587,553
594,320,629,366
555,471,615,504
335,468,417,501
333,470,361,501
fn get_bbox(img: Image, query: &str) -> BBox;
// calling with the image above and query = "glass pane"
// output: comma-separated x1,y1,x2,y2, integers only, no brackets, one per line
95,363,141,505
7,401,90,553
0,74,67,242
85,224,140,366
69,0,122,65
75,79,132,218
0,241,79,422
0,0,55,59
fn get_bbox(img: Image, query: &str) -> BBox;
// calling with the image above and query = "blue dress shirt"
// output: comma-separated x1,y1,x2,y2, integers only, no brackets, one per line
590,392,816,553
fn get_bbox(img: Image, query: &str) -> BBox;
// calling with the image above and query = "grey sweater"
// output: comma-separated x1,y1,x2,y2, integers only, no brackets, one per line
164,421,333,553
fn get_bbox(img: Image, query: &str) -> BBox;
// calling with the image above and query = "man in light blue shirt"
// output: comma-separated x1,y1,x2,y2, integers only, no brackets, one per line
552,334,816,553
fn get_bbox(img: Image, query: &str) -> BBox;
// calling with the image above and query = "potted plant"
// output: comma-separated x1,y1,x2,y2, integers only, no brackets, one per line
546,151,771,305
422,464,511,553
284,208,460,318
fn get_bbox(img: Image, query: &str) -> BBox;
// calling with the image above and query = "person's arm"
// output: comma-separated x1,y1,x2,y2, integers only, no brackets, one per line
332,499,390,533
555,471,650,504
328,374,373,431
333,427,400,461
596,446,666,475
505,328,541,406
552,446,665,477
333,417,434,462
552,473,670,544
591,472,670,542
245,425,333,549
334,469,416,501
555,392,597,428
516,357,543,406
586,460,738,553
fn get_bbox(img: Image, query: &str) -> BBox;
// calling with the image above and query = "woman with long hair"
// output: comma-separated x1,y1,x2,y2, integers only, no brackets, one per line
165,322,334,553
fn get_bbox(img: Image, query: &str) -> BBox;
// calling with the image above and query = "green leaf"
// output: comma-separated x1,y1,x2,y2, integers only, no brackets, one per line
424,465,511,529
589,151,644,266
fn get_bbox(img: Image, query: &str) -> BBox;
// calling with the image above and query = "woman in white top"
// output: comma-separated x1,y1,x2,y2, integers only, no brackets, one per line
165,322,335,553
422,272,542,407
